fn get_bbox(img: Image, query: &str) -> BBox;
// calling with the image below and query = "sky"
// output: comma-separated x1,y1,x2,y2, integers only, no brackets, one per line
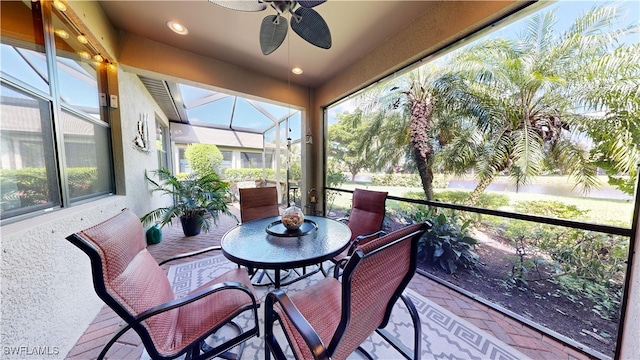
327,0,639,125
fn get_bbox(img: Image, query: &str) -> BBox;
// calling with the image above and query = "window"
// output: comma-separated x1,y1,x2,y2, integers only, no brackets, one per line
0,83,60,216
61,109,112,201
178,147,191,173
241,152,263,168
220,150,232,170
325,2,638,356
0,1,113,221
156,119,169,170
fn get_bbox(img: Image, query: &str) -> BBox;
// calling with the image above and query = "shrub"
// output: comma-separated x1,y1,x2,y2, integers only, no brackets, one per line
371,173,421,187
414,211,480,274
184,143,223,175
513,200,587,219
497,216,627,319
369,173,449,188
222,168,277,181
434,190,510,209
401,190,509,212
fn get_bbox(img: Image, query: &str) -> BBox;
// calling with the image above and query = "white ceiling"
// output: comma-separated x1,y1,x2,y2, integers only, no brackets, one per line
97,0,439,87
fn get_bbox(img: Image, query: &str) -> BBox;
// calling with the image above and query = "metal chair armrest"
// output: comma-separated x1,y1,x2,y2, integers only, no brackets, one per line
265,289,329,360
136,281,259,323
97,281,258,360
158,245,222,266
333,257,349,278
348,230,386,255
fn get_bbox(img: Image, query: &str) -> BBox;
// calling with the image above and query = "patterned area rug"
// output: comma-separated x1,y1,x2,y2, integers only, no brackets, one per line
147,255,529,360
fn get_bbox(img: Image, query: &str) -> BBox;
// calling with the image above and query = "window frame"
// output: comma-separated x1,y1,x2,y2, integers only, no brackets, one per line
0,1,114,224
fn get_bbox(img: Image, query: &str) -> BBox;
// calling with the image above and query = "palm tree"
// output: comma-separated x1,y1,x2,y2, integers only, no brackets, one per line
573,43,640,195
356,65,483,200
328,110,376,181
450,4,636,205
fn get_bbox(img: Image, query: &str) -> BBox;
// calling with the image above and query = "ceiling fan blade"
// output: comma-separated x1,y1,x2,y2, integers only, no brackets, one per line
260,15,288,55
290,7,331,49
297,0,327,8
206,0,267,12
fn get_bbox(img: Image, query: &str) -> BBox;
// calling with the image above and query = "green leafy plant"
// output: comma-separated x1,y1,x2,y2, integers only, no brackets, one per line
325,159,349,215
141,167,236,235
184,143,223,175
370,173,450,189
513,200,587,219
222,168,277,181
416,211,479,274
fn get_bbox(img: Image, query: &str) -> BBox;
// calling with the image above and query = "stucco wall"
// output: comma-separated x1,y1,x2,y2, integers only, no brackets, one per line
0,197,126,359
0,68,170,359
116,69,172,218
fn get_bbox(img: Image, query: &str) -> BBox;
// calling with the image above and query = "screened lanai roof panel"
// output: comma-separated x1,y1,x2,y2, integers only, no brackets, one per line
175,82,301,134
186,96,234,127
250,99,292,120
231,97,276,131
180,84,214,104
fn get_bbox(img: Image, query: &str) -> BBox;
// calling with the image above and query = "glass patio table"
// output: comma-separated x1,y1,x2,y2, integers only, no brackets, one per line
221,215,351,288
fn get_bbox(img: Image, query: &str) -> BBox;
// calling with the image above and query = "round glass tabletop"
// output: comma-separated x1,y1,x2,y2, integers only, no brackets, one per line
221,215,351,269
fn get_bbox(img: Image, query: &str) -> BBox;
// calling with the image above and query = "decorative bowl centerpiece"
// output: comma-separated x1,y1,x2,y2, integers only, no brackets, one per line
282,205,304,231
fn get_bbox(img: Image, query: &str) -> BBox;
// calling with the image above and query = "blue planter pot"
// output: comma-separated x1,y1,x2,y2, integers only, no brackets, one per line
180,216,202,237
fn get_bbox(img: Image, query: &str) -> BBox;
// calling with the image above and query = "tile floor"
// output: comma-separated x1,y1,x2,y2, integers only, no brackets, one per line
66,204,596,360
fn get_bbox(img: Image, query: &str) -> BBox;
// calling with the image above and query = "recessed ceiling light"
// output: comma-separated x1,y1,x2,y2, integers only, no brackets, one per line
77,51,91,60
167,21,189,35
53,0,67,11
93,54,104,62
77,35,88,44
54,29,69,39
292,67,303,75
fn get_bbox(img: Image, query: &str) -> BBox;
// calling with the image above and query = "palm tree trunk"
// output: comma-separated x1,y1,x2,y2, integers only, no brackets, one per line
413,147,434,200
465,175,494,206
410,99,435,200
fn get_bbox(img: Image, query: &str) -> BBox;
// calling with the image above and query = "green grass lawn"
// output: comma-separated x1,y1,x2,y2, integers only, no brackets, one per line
327,181,634,228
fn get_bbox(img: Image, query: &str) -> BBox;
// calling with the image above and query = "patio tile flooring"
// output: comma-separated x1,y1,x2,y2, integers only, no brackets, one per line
66,204,594,360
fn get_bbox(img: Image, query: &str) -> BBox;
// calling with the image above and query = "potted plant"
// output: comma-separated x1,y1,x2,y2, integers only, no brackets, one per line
141,167,236,236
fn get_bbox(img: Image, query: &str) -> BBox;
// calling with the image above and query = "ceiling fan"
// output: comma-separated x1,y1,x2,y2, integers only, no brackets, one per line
207,0,332,55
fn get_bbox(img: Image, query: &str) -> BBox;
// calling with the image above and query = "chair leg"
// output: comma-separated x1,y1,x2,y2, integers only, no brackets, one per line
200,321,246,360
355,346,375,360
375,293,422,359
264,292,289,360
97,323,134,360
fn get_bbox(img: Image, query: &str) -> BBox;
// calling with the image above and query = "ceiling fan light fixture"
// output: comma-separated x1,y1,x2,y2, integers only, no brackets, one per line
292,67,303,75
167,21,189,35
213,0,331,55
207,0,267,12
260,15,287,55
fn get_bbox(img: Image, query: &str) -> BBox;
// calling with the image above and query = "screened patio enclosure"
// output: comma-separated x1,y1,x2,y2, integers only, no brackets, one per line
144,79,304,206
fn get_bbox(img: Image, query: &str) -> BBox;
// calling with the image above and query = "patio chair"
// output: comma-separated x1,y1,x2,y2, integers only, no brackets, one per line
239,186,280,222
66,208,259,360
322,188,388,276
239,186,291,285
265,221,430,360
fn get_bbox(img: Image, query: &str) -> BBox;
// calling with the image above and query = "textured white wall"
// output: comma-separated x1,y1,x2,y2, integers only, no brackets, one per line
116,69,172,218
0,69,171,359
1,197,126,359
